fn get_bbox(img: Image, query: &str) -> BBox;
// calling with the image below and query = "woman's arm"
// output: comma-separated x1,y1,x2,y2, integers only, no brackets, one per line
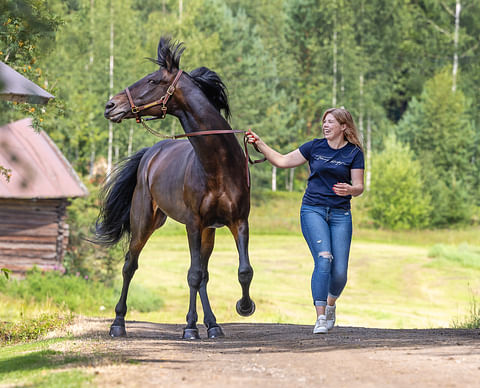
332,169,364,197
246,130,307,168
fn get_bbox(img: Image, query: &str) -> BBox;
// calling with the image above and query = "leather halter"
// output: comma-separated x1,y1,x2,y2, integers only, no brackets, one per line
125,70,183,122
123,69,265,187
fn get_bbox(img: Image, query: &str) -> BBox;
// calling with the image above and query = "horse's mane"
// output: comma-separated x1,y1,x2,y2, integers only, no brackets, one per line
148,37,231,121
189,67,231,121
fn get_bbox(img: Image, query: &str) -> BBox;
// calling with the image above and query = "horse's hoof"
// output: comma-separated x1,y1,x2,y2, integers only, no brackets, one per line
236,299,256,317
109,325,127,337
207,326,225,339
182,328,200,339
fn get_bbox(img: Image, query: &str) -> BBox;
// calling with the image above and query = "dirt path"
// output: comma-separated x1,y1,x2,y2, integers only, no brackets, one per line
64,317,480,387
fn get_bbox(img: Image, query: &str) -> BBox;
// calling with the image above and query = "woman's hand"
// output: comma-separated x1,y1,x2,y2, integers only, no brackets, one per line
245,129,307,168
245,129,261,145
332,182,352,196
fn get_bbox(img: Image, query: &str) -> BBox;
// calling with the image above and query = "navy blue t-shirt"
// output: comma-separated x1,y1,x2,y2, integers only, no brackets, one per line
299,138,364,209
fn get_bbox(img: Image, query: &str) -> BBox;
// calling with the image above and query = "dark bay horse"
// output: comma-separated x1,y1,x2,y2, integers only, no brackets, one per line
97,37,255,339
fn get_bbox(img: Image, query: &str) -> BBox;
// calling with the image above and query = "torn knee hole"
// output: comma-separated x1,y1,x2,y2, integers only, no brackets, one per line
318,251,333,262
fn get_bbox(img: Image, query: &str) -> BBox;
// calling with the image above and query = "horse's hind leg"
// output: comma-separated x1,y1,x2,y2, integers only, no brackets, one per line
230,220,255,316
197,228,224,338
110,190,166,337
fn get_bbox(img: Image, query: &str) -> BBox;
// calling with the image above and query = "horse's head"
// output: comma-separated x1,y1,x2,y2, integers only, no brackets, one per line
104,37,185,123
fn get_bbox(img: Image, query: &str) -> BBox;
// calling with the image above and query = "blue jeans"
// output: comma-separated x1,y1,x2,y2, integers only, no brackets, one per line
300,204,352,306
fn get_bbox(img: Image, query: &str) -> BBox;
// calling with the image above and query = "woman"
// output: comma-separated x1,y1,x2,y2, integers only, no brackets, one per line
246,108,364,334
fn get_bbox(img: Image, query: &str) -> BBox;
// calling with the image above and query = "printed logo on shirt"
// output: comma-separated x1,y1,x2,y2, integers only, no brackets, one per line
312,154,348,166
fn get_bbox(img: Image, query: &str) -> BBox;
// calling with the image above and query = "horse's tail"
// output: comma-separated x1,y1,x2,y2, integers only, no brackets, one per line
94,147,150,246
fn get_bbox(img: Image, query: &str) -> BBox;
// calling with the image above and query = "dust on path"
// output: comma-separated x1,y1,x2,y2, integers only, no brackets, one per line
67,317,479,387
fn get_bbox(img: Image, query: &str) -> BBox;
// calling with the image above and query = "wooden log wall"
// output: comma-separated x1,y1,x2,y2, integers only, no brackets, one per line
0,198,69,273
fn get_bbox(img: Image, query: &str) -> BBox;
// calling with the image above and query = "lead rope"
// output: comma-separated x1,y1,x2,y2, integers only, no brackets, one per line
138,120,266,187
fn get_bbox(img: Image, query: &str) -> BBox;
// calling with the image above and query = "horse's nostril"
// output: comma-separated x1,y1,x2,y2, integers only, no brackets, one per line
105,101,115,112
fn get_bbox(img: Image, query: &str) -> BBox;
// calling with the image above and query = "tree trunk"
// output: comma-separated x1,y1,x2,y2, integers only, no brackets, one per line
272,165,277,192
288,168,294,192
358,74,364,139
128,125,133,156
366,114,372,192
452,0,461,92
107,1,114,175
332,4,337,107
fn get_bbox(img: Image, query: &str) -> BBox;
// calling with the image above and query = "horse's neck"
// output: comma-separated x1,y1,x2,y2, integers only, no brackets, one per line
178,112,244,175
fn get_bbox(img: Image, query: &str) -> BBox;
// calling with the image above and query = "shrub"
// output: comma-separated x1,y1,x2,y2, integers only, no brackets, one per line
366,135,432,229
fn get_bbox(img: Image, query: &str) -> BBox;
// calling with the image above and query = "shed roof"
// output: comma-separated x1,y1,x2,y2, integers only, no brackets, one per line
0,118,88,199
0,61,54,104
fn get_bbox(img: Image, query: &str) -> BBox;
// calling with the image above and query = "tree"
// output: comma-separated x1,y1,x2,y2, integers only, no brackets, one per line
396,68,474,226
366,135,432,230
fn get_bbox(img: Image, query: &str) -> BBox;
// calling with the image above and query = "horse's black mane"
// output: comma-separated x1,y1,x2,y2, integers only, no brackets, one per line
189,67,231,121
149,37,231,121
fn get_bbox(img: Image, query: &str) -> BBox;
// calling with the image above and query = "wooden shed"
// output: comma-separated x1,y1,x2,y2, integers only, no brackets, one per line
0,118,88,273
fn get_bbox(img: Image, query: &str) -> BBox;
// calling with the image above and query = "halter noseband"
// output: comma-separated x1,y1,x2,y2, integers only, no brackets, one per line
124,69,183,123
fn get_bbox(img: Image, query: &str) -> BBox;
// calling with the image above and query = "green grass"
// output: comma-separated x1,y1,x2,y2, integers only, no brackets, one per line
0,313,73,344
0,268,163,323
0,339,93,387
123,232,480,329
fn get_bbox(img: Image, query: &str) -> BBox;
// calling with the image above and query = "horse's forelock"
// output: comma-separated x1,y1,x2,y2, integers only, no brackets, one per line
152,37,184,71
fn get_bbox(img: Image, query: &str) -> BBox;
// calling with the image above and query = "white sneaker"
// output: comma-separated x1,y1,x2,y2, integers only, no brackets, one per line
325,304,336,330
313,315,328,334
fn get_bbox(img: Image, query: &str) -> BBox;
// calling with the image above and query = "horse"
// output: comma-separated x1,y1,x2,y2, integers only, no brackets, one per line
97,37,256,339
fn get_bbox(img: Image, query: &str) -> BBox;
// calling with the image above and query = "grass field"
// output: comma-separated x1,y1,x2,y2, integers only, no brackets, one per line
1,191,479,331
124,223,480,329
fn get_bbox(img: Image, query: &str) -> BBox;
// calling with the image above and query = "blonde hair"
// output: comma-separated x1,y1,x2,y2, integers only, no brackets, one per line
322,108,363,151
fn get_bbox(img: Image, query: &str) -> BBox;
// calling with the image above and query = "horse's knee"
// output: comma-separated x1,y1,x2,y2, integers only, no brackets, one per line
122,254,138,278
187,268,202,289
238,266,253,284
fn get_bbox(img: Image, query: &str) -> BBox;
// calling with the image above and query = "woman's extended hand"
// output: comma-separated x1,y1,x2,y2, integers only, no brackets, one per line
332,182,352,196
245,129,261,145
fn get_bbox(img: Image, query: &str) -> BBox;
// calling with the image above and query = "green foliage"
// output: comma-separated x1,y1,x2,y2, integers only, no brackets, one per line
366,135,432,230
396,68,475,226
1,267,11,279
452,296,480,330
0,312,73,344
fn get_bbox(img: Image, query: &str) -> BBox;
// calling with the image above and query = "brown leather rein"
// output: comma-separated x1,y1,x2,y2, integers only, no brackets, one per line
124,70,266,187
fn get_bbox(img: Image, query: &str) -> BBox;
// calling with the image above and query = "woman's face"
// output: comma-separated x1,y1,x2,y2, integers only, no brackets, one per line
322,113,345,140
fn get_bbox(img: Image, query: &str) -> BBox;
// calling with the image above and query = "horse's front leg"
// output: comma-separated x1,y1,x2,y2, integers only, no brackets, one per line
198,227,224,338
230,219,255,316
183,223,203,339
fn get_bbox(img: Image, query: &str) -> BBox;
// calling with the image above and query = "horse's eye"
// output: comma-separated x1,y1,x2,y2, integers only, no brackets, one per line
148,79,157,85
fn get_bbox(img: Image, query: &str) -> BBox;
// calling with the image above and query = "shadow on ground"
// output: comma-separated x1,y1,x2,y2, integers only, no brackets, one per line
76,318,480,355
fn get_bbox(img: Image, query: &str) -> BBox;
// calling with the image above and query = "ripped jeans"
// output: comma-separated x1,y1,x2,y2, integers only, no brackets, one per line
300,204,352,306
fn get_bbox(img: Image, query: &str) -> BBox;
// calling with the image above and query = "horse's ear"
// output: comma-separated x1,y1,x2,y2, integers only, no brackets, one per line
157,37,183,72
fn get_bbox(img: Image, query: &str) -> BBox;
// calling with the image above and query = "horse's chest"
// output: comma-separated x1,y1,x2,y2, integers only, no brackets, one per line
200,192,238,226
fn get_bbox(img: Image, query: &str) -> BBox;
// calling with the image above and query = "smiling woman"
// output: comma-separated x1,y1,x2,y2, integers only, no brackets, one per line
246,107,364,334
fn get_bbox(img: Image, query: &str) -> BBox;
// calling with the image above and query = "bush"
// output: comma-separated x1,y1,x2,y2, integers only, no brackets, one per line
365,135,432,229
